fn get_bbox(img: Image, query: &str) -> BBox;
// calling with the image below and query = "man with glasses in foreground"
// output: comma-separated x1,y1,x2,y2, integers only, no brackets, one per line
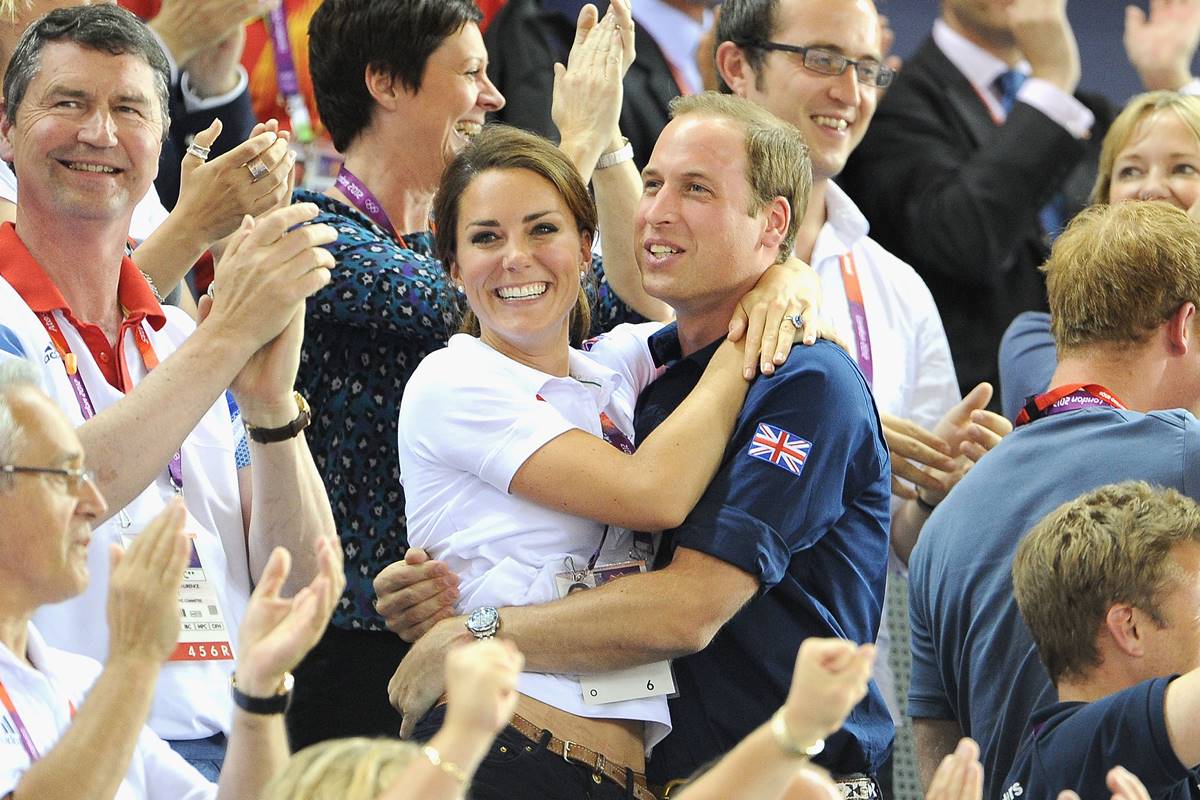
0,361,343,799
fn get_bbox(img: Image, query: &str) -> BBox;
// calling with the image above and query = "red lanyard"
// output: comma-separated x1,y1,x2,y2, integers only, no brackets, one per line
36,311,181,491
839,253,873,386
0,678,75,763
1014,383,1127,427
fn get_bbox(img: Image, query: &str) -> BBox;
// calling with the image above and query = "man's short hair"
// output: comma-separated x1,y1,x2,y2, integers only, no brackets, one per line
0,359,42,487
1013,481,1200,685
1042,201,1200,352
3,4,170,142
714,0,779,93
669,91,811,262
308,0,483,153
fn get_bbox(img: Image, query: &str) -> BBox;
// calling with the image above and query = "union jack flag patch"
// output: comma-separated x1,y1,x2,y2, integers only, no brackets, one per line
747,422,811,477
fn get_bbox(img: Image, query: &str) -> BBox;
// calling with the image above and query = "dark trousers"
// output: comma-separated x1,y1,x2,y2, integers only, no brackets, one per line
413,705,635,800
285,623,409,749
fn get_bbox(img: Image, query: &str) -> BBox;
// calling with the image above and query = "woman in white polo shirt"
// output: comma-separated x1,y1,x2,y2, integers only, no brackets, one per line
396,122,812,800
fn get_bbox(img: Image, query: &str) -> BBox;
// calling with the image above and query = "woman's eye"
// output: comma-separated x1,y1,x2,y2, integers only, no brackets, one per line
532,223,558,235
1175,163,1198,175
470,231,497,245
1116,166,1141,179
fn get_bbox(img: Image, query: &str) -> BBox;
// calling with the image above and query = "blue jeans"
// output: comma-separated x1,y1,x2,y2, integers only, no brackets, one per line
413,705,634,800
167,732,227,782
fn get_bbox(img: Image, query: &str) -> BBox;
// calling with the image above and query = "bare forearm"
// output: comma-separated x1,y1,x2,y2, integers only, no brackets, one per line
13,658,160,800
214,711,290,800
131,212,210,297
625,356,748,527
244,434,335,592
676,723,809,800
915,718,962,792
80,327,249,520
891,499,931,567
588,144,671,322
502,573,707,673
378,723,493,800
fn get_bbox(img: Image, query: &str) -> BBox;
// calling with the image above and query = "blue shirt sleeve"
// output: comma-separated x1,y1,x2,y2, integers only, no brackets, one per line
999,311,1056,422
906,548,956,720
669,342,890,592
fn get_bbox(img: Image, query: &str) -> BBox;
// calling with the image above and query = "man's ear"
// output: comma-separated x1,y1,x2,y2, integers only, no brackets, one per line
1167,301,1197,356
715,41,756,98
364,65,403,113
0,110,14,164
1105,603,1147,658
758,196,791,254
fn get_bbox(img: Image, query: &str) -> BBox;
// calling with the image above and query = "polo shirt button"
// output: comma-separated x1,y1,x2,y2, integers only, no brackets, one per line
99,352,109,362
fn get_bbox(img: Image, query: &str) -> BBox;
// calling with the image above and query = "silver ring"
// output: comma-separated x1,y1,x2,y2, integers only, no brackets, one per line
186,141,211,161
206,283,215,300
785,313,804,328
245,157,270,182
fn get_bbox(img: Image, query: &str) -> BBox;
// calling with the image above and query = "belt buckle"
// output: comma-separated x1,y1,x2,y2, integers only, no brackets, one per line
562,740,576,764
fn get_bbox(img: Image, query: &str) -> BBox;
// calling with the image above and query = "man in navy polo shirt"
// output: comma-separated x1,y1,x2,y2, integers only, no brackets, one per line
1005,481,1200,800
386,91,893,791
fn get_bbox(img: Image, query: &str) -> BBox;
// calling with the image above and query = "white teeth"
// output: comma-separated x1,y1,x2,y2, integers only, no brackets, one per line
66,162,116,173
496,282,547,299
455,122,482,139
813,115,849,131
648,244,680,255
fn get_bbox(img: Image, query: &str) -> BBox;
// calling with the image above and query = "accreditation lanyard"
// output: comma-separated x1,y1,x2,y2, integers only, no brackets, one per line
36,311,182,491
839,252,873,385
335,166,402,245
0,679,74,763
1014,383,1127,428
265,4,314,143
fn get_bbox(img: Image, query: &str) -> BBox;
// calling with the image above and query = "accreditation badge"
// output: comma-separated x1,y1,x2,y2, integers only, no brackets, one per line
554,559,677,705
120,533,235,662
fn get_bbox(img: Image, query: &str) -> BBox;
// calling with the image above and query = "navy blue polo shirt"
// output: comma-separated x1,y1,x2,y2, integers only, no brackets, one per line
1002,677,1200,800
636,325,893,783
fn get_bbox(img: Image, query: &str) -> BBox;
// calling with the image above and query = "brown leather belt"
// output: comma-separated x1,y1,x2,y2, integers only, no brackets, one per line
508,713,656,800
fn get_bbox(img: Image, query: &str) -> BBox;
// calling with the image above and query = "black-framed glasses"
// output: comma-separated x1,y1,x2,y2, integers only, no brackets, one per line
0,465,96,492
737,41,895,88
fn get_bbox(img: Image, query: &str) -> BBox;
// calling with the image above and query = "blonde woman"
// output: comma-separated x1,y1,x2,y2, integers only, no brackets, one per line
1000,91,1200,420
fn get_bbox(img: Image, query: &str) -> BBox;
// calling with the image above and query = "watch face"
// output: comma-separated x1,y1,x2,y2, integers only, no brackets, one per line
467,606,499,634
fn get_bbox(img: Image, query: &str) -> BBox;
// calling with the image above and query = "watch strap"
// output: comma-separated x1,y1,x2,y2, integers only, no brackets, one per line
231,672,294,715
245,392,311,444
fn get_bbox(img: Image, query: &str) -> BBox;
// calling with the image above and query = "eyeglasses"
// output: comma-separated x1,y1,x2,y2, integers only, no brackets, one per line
0,465,96,492
737,41,895,88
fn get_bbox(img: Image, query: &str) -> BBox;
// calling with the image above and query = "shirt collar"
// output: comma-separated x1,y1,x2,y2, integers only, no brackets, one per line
449,333,624,406
633,0,712,94
812,181,869,263
646,322,724,370
0,223,166,330
932,18,1030,93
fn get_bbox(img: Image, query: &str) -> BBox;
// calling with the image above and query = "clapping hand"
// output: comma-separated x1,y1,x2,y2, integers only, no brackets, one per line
232,537,343,698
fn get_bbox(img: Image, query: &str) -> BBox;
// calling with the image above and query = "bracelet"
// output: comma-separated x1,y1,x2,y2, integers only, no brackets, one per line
422,744,468,784
595,137,634,170
770,708,825,758
915,493,939,514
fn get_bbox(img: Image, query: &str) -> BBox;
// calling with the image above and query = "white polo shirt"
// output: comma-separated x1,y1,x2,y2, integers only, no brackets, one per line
0,224,248,741
0,624,216,800
399,324,671,752
813,182,961,721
